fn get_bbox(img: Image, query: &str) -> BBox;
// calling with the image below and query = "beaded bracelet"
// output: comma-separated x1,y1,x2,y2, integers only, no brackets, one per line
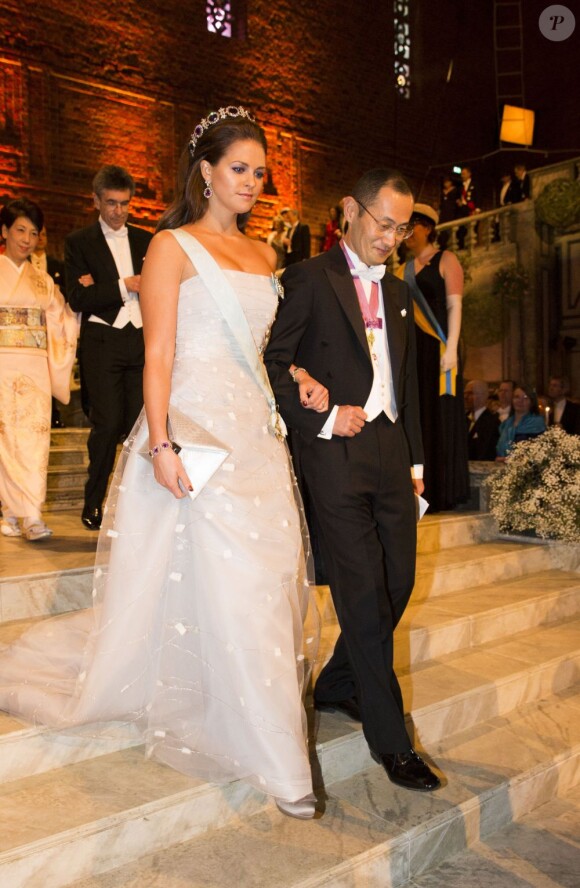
290,367,307,382
148,440,173,458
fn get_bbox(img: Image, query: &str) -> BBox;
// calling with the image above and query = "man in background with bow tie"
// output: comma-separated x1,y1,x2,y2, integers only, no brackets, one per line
266,169,441,793
65,165,152,530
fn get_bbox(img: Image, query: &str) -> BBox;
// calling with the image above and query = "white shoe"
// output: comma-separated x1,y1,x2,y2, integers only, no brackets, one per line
275,793,316,820
1,518,22,537
24,521,53,542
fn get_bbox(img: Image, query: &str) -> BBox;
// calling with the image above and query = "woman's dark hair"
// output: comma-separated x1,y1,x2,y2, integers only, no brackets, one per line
514,383,539,415
157,116,267,232
0,198,44,235
411,212,437,243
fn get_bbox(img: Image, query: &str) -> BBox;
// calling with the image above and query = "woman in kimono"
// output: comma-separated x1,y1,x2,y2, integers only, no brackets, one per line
0,199,77,540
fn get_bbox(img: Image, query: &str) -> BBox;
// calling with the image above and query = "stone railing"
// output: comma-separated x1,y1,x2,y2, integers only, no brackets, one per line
434,204,516,254
390,205,518,273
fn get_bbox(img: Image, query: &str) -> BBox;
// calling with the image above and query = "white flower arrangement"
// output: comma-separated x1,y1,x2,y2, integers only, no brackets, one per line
486,426,580,543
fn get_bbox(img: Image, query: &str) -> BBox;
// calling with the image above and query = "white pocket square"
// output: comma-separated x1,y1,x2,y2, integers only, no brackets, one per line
401,308,407,317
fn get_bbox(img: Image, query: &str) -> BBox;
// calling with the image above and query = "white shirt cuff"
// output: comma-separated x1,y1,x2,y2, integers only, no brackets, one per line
318,405,339,439
411,464,424,479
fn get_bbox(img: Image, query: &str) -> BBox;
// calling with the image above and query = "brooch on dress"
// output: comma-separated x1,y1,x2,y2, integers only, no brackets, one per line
271,274,285,300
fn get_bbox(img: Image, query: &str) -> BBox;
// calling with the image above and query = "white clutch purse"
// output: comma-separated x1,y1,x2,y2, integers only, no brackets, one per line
141,405,231,501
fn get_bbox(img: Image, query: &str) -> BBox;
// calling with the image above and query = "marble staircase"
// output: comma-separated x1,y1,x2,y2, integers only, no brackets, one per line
46,430,89,512
0,512,578,887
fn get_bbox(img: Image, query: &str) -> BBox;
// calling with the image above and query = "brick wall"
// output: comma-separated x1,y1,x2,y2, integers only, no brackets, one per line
0,1,576,255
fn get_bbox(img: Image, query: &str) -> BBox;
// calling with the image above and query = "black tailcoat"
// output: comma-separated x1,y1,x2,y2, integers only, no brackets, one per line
64,221,153,510
265,244,423,753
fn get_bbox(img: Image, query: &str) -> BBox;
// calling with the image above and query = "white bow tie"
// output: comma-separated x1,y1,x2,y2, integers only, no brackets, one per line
109,227,128,239
350,263,386,283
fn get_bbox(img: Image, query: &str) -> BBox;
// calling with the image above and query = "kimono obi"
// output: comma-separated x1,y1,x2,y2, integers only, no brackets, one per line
0,306,47,350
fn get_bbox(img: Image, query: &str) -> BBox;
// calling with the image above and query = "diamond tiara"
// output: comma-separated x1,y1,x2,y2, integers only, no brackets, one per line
189,106,256,157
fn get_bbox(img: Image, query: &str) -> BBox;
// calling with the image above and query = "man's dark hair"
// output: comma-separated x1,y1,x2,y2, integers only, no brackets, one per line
549,375,570,393
92,165,136,198
351,168,412,209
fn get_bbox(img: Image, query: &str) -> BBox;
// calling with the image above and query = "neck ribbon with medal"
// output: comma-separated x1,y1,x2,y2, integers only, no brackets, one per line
340,241,384,359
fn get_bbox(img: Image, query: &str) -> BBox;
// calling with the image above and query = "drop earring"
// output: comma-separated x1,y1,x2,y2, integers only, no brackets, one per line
204,180,213,199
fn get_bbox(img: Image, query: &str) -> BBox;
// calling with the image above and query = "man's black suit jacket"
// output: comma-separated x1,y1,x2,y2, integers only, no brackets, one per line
265,243,423,465
284,222,311,267
64,222,153,328
555,399,580,435
458,179,478,216
467,408,499,460
513,174,530,202
46,255,65,287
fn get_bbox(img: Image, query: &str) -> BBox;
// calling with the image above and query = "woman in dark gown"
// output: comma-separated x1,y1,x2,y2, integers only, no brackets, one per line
402,204,469,512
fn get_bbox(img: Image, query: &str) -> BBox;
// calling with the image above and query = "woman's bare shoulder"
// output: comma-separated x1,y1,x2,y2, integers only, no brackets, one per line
440,249,462,270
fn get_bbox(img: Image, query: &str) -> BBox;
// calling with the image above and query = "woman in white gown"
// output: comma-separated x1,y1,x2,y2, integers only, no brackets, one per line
0,107,323,819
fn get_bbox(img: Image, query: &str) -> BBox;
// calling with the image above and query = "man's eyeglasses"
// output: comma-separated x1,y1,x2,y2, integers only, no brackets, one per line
355,199,414,240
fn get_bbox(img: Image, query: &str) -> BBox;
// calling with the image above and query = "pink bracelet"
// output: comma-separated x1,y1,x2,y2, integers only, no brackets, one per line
148,440,173,458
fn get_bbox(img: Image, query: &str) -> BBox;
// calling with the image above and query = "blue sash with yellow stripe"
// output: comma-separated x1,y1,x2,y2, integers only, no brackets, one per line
402,261,456,397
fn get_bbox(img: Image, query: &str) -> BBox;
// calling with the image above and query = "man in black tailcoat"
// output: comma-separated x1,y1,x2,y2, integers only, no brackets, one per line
548,376,580,435
266,169,441,793
65,165,152,530
280,207,311,266
465,380,500,460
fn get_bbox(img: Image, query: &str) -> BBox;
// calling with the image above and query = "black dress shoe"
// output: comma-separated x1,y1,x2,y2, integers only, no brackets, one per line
371,748,441,792
81,506,102,531
314,697,362,722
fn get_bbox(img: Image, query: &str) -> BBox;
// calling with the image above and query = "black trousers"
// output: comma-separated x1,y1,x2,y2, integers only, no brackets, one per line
303,414,416,754
80,322,144,510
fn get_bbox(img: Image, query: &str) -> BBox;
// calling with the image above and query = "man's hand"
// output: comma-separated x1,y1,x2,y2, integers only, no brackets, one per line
332,405,367,437
412,477,425,496
78,274,94,287
124,274,141,292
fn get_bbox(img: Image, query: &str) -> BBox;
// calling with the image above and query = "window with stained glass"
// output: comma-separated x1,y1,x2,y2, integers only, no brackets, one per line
394,1,411,98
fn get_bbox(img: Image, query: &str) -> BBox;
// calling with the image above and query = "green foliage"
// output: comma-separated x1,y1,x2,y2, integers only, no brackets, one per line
462,284,503,347
492,263,530,306
535,179,580,229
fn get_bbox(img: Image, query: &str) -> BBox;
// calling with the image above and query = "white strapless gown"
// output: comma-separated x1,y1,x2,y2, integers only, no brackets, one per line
0,269,319,802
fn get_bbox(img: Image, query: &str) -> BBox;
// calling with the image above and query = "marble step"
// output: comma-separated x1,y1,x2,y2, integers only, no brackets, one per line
313,540,555,619
49,429,90,449
399,569,580,664
1,607,578,789
396,781,580,888
416,512,496,555
413,539,554,601
2,687,578,888
47,465,88,491
48,447,88,468
44,489,86,511
0,568,93,623
313,615,580,787
1,536,552,628
316,569,580,663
